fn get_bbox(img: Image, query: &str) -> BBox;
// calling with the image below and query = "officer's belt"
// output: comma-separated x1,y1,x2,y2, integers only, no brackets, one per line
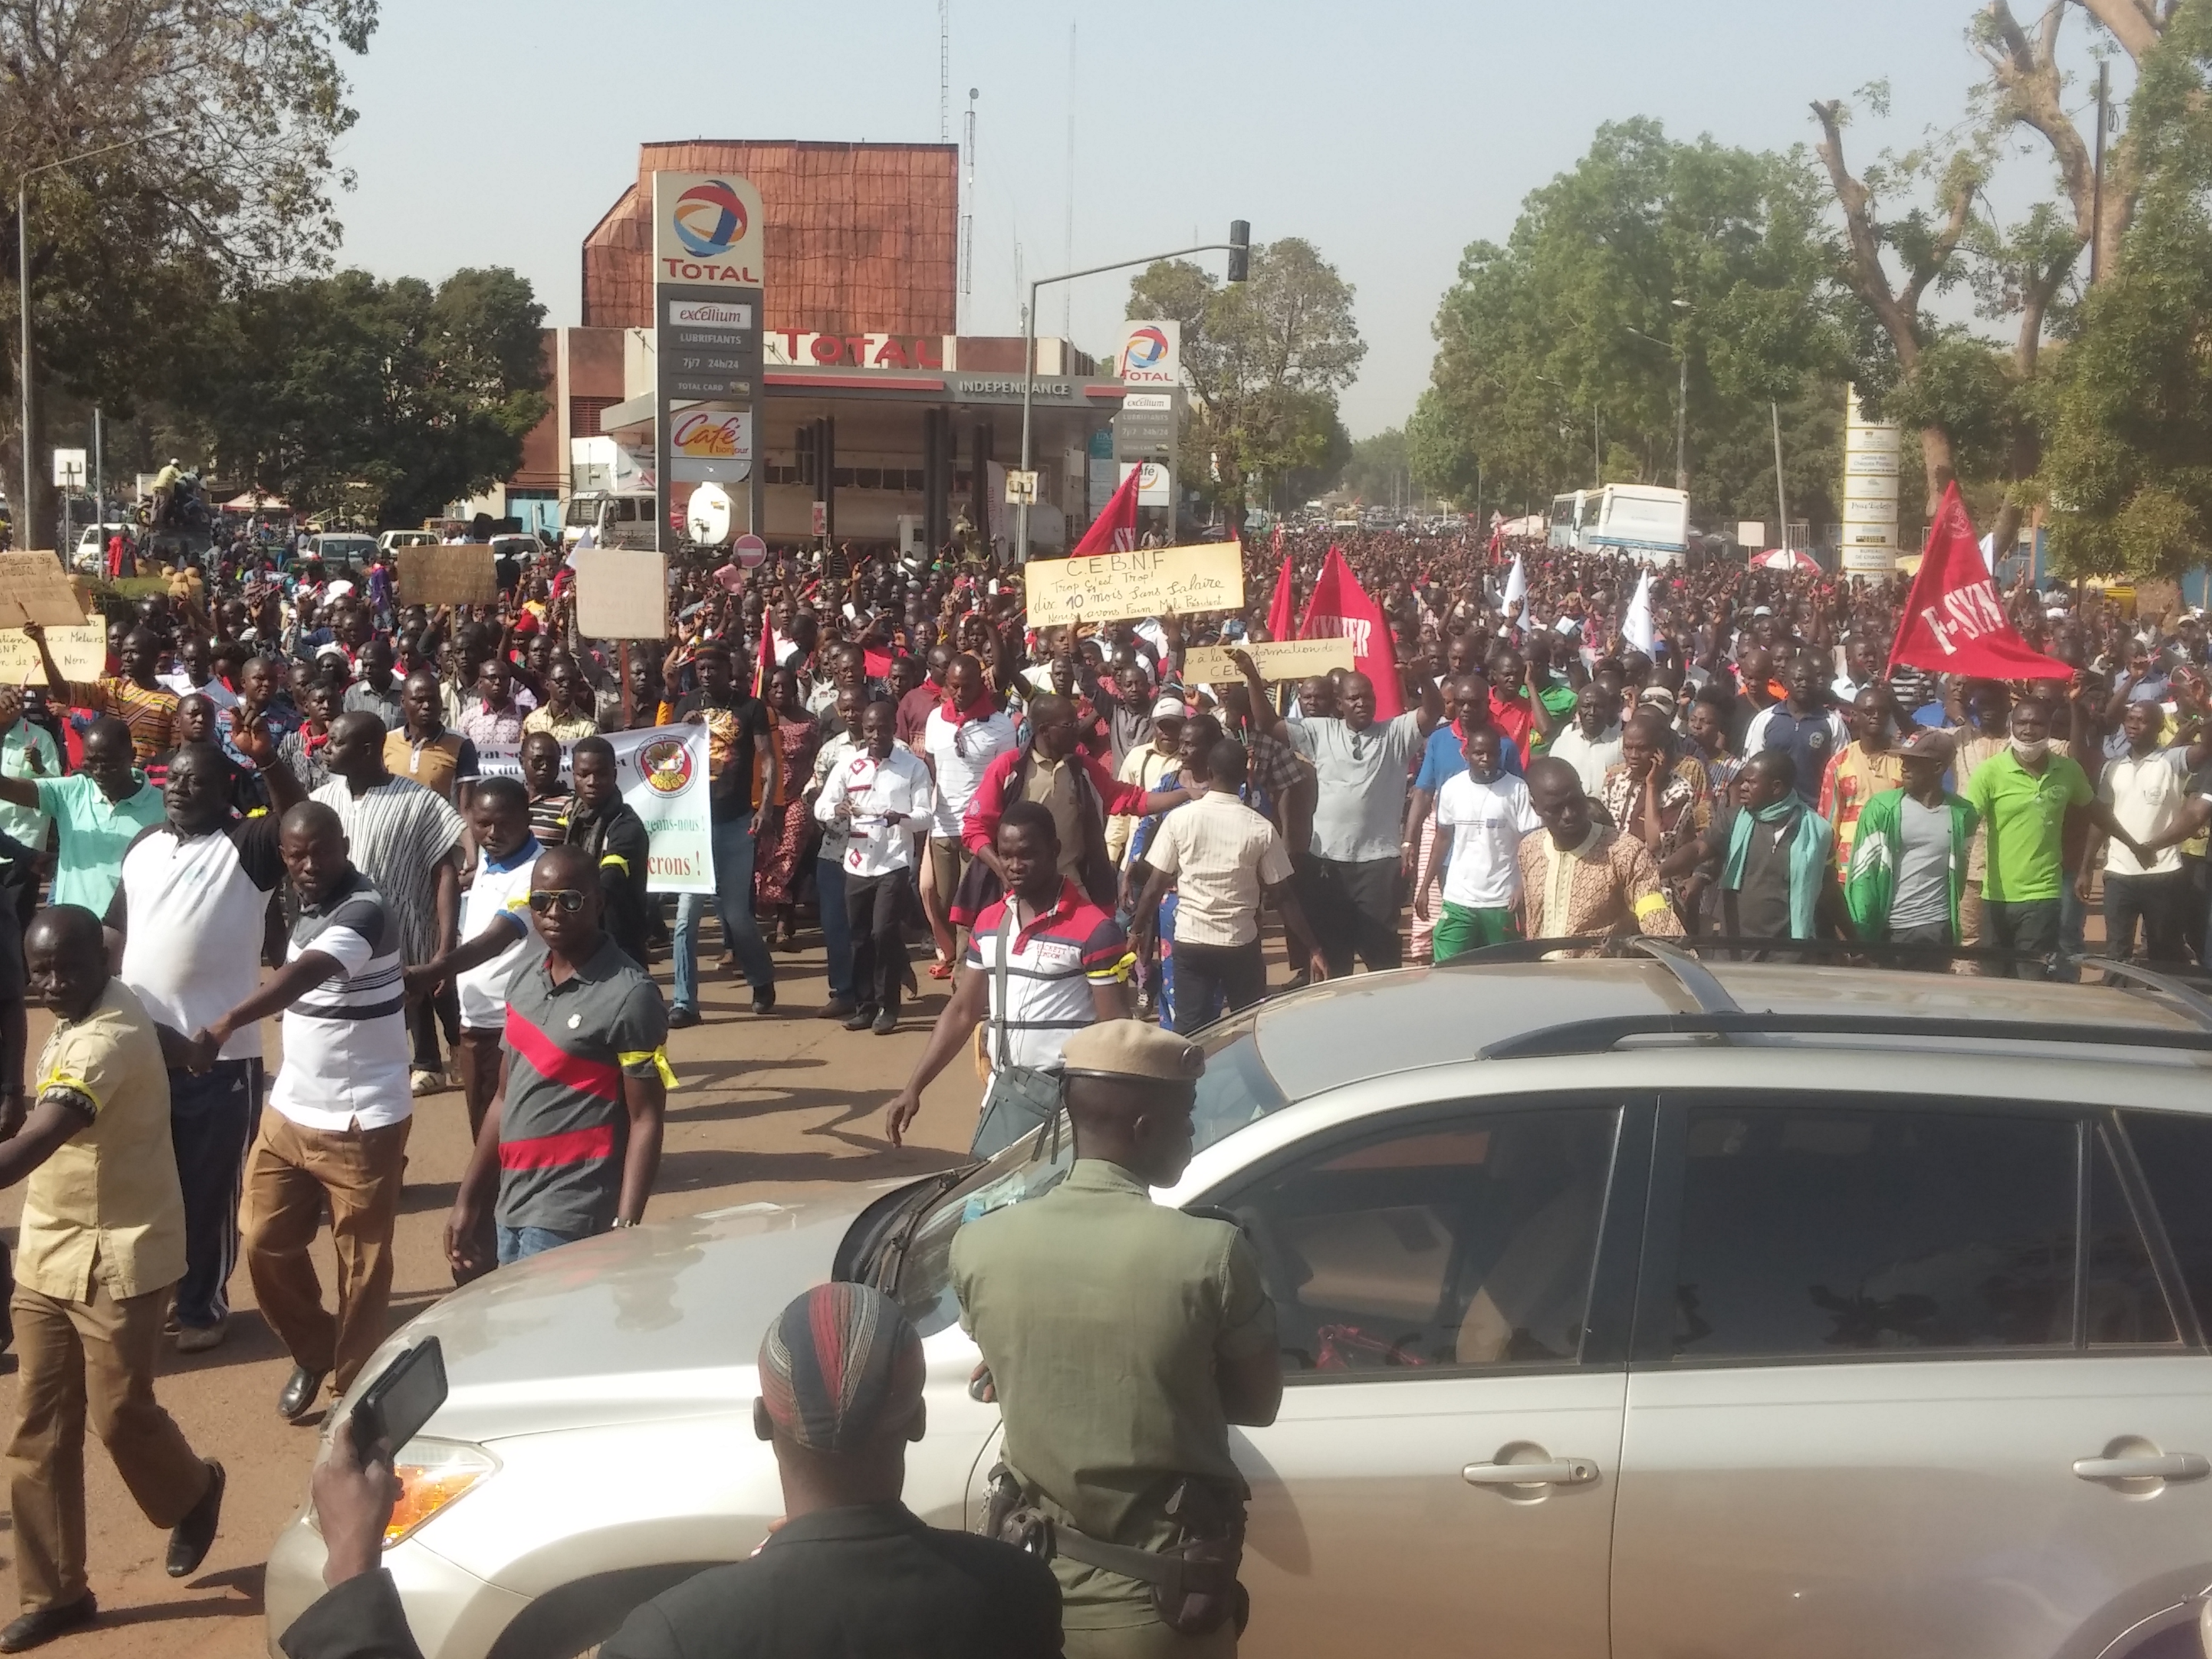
1050,1523,1179,1586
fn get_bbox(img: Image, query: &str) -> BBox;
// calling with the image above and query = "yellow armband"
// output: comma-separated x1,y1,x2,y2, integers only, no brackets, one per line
1633,891,1672,921
619,1048,678,1089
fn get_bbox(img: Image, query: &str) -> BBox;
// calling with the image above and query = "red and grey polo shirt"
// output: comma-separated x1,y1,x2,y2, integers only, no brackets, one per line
965,879,1133,1074
496,936,669,1236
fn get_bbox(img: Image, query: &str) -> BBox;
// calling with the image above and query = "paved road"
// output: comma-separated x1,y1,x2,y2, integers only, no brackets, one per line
0,934,985,1659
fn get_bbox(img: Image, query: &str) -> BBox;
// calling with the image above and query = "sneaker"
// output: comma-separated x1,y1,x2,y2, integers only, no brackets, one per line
409,1068,449,1097
872,1008,899,1035
667,1005,701,1029
843,1004,877,1032
751,986,777,1016
174,1318,228,1354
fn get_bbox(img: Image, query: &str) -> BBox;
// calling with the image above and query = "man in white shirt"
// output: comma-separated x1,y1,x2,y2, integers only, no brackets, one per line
815,701,936,1035
1129,739,1325,1033
1414,726,1544,961
917,655,1016,965
195,802,412,1423
1544,683,1626,798
2083,698,2210,962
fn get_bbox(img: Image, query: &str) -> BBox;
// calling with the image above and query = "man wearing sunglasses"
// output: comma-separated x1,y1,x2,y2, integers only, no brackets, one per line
445,844,670,1273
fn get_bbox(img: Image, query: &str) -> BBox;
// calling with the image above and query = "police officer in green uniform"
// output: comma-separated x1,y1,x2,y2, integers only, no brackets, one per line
951,1020,1284,1659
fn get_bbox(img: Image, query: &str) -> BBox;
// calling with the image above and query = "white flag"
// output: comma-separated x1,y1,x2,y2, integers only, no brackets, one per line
1623,570,1656,656
1502,554,1527,609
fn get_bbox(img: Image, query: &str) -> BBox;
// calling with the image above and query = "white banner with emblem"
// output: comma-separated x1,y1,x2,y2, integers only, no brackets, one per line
473,723,714,894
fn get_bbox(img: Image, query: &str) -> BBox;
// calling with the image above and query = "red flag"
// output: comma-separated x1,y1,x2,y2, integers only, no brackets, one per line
1297,545,1403,717
1888,483,2072,680
1071,468,1141,556
755,614,777,698
1265,550,1295,642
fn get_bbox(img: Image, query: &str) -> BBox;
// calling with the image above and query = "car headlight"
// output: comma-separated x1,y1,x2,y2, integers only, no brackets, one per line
382,1440,497,1547
305,1438,498,1549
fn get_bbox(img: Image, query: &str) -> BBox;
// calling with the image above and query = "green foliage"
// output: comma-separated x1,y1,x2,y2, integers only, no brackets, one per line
2042,0,2212,577
1340,427,1410,502
1415,120,1846,515
180,267,549,529
1126,237,1365,516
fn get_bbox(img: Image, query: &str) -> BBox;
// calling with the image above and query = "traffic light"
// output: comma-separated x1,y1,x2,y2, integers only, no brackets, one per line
1227,221,1250,283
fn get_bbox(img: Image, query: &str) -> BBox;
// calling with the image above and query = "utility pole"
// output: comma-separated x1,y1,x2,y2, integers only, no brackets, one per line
938,0,950,142
1675,349,1689,492
92,407,102,532
1062,22,1077,339
1771,400,1789,552
959,89,977,324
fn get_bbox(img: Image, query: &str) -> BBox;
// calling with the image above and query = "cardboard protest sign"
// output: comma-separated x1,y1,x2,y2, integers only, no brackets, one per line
397,547,498,608
0,625,102,683
0,554,93,629
1183,639,1354,684
1023,543,1243,627
573,550,669,639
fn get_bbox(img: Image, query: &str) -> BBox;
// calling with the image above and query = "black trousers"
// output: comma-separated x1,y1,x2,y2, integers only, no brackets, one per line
847,872,911,1013
1168,938,1268,1035
2104,870,2187,963
1985,897,2062,980
409,980,460,1072
167,1058,261,1329
1303,855,1404,977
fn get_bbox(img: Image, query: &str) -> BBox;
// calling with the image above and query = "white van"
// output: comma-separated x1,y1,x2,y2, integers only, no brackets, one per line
1551,485,1691,565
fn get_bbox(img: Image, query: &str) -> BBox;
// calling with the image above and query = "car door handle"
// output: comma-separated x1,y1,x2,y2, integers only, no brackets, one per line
1463,1458,1598,1487
2073,1453,2211,1482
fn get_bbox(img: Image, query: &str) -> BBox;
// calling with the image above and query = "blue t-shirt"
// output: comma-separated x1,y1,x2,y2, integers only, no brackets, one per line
1414,725,1524,794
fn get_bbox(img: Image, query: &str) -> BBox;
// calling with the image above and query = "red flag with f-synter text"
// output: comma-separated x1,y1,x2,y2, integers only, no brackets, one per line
1888,483,2072,680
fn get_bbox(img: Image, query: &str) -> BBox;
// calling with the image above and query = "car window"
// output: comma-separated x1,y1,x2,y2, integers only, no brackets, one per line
2119,1110,2212,1337
2088,1125,2179,1346
1191,1021,1288,1154
1225,1105,1620,1378
892,1117,1077,1337
1665,1105,2078,1362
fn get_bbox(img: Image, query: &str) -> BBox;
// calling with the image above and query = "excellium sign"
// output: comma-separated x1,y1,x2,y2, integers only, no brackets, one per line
653,174,765,286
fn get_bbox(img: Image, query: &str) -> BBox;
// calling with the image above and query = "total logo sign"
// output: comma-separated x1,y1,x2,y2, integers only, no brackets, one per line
1117,319,1180,385
652,171,765,287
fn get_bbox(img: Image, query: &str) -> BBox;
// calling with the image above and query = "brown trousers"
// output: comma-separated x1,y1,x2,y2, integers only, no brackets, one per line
6,1279,211,1612
242,1112,411,1397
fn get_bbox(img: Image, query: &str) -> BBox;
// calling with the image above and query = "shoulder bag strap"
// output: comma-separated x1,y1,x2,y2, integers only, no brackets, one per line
992,902,1017,1073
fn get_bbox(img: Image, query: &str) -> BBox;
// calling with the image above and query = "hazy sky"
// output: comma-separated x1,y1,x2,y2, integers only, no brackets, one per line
330,0,2115,438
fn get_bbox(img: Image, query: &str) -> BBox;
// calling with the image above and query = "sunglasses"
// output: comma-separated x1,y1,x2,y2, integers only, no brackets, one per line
527,889,588,916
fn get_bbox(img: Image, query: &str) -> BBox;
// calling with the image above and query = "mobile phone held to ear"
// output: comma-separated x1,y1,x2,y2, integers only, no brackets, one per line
351,1337,448,1463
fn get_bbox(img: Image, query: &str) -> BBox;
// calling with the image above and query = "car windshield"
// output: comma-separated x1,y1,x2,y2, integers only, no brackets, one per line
890,1021,1288,1335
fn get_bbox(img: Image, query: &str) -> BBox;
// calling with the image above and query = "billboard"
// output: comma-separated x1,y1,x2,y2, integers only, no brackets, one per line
652,173,765,287
1841,386,1902,576
653,171,764,548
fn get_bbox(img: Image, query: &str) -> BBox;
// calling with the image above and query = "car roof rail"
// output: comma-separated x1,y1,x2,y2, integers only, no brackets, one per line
1625,937,1742,1018
1478,1010,2212,1063
2074,956,2212,1035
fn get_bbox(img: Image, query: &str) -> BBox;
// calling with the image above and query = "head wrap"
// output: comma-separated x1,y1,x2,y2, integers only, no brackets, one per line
757,1284,925,1452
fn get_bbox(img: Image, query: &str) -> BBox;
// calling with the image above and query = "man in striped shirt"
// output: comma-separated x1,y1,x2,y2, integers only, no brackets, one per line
310,714,465,1097
194,803,412,1423
445,844,670,1272
884,802,1132,1149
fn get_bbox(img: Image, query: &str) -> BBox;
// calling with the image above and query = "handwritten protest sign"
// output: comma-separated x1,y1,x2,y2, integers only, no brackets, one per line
1183,639,1354,684
0,554,93,629
0,626,103,683
1023,543,1244,627
398,546,497,608
574,550,669,639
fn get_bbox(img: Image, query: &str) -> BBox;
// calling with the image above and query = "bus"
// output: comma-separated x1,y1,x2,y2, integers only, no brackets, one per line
1547,484,1690,565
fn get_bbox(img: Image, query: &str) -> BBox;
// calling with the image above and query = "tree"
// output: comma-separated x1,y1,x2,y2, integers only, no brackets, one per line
1,0,378,527
1340,427,1410,504
185,267,549,528
1125,237,1365,523
2042,0,2212,576
1415,120,1843,518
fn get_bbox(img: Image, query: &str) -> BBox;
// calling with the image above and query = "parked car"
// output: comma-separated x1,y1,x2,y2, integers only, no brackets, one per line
304,533,378,578
379,530,439,556
263,951,2212,1659
70,522,131,573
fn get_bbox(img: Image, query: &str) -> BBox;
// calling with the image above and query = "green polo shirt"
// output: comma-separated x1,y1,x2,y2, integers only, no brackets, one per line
34,775,165,916
1963,750,2091,903
950,1158,1275,1630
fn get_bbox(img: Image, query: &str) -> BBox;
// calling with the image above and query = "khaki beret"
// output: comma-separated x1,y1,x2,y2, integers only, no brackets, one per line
1059,1019,1205,1084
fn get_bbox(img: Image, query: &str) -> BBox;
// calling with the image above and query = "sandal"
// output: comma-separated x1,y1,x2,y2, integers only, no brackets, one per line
929,956,956,981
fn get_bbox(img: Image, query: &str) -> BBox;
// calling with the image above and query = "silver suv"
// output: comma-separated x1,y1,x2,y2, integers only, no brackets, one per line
264,950,2212,1659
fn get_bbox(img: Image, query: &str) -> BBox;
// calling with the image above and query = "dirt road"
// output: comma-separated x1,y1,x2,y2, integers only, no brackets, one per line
0,939,987,1659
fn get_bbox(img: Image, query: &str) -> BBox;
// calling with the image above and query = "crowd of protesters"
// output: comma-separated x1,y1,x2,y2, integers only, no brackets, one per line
0,509,2202,1647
